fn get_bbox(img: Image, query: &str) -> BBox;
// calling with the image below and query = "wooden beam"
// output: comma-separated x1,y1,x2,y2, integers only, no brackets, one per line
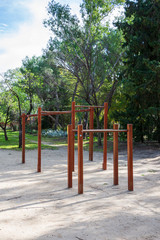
71,101,75,171
22,113,25,164
127,124,133,191
83,129,127,133
78,124,83,194
37,107,41,172
103,102,108,170
67,125,72,188
113,124,119,185
89,107,94,161
41,111,71,115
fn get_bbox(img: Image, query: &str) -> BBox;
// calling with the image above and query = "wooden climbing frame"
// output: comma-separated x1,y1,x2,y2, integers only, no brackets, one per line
21,102,133,195
68,124,133,194
21,102,108,173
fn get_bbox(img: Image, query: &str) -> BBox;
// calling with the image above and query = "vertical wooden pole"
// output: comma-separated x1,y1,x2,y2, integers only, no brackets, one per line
113,124,119,185
67,125,72,188
127,124,133,191
78,124,83,194
89,107,94,161
22,113,25,164
103,102,108,170
37,107,41,172
71,101,75,171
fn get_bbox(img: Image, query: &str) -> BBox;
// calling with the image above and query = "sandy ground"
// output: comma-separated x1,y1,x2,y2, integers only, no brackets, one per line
0,145,160,240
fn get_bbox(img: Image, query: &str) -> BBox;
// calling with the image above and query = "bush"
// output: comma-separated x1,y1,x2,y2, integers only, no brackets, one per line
42,129,67,138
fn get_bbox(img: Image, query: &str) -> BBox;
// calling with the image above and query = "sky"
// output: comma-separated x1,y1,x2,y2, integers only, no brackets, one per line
0,0,82,74
0,0,123,74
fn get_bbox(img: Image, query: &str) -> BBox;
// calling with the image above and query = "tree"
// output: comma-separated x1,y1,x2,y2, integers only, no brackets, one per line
0,91,12,140
20,56,43,115
115,0,160,142
44,0,125,144
21,55,71,130
3,67,41,147
0,76,22,141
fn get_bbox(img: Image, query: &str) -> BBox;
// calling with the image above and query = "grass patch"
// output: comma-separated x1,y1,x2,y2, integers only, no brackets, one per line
0,130,127,152
0,130,57,150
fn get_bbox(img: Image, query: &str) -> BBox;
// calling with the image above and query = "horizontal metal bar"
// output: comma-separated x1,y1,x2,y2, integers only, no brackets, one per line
22,109,90,118
83,129,128,133
72,129,78,132
26,114,38,118
75,105,90,108
75,105,104,108
72,129,127,133
75,109,90,113
41,111,72,115
20,114,37,118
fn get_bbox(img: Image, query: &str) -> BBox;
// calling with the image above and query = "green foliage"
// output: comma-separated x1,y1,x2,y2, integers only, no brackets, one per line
0,92,12,123
44,0,125,108
43,0,125,147
114,0,160,142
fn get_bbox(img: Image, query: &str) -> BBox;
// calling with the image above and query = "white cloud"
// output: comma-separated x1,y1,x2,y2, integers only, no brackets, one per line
0,0,51,73
0,0,82,74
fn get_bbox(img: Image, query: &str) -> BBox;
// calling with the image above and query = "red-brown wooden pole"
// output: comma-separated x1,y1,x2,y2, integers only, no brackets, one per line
89,107,94,161
37,107,41,172
103,102,108,170
71,101,75,171
113,124,119,185
127,124,133,191
78,124,83,194
22,113,25,164
67,125,72,188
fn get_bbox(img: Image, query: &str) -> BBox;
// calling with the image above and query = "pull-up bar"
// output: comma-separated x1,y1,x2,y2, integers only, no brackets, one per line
22,102,108,173
83,129,128,133
75,105,104,108
70,102,108,172
41,110,72,115
68,124,133,194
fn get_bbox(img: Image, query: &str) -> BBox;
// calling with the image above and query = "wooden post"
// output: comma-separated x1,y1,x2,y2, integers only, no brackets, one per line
22,113,25,164
78,124,83,194
89,107,94,161
67,125,72,188
71,101,75,171
127,124,133,191
103,102,108,170
37,107,41,172
113,124,119,185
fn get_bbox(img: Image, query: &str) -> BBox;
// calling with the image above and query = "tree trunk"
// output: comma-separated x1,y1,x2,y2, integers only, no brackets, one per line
4,127,8,141
0,124,8,141
54,115,59,130
10,123,16,131
94,109,102,146
27,96,33,115
0,106,10,141
105,78,118,110
83,112,88,139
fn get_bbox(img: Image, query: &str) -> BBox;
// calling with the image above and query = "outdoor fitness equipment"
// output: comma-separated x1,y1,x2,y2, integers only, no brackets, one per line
21,102,108,172
21,102,133,194
67,124,133,194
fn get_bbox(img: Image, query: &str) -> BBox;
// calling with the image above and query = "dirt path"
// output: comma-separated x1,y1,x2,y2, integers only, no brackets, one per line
0,146,160,240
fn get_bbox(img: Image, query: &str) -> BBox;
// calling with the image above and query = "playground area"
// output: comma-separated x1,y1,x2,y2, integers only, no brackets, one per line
0,144,159,240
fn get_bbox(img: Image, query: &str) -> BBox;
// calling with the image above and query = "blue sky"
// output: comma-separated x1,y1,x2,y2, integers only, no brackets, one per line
0,0,82,73
0,0,32,35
